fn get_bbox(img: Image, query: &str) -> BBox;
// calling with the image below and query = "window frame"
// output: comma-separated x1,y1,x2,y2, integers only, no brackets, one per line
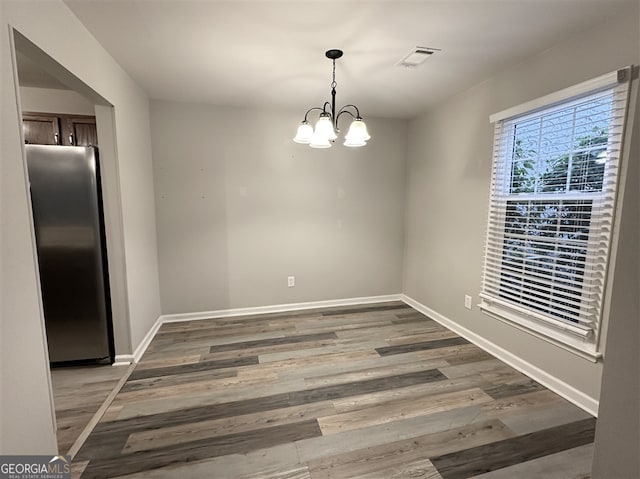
480,67,633,362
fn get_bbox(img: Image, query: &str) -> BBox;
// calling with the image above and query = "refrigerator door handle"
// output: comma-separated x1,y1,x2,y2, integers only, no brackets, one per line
68,133,74,145
54,133,59,145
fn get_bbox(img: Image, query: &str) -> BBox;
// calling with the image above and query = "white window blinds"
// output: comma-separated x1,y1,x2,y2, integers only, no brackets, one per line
480,68,631,358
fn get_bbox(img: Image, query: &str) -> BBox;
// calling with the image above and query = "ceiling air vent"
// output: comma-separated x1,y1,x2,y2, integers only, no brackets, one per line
396,47,440,68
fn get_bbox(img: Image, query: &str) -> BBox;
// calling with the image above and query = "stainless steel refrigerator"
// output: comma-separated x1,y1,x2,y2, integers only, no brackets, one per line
26,145,113,364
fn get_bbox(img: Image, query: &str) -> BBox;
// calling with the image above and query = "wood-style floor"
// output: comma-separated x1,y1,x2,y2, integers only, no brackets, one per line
51,364,129,454
73,302,595,478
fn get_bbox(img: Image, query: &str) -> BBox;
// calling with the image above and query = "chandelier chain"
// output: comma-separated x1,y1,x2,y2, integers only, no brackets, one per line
331,59,337,89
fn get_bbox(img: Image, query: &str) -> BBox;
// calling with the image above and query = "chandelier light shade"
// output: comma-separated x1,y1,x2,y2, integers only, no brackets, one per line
293,49,370,148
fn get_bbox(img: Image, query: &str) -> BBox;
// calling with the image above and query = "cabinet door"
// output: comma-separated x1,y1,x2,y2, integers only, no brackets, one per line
23,114,60,145
65,116,98,146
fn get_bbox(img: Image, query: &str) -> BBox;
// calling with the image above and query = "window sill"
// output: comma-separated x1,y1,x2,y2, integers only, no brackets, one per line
479,298,602,362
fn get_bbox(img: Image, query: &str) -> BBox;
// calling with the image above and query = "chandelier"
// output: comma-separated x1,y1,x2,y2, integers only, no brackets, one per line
293,49,370,148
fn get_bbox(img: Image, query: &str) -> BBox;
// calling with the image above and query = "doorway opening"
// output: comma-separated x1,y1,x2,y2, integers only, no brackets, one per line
12,29,131,455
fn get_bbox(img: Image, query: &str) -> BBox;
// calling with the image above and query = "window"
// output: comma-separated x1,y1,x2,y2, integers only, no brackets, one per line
480,68,632,360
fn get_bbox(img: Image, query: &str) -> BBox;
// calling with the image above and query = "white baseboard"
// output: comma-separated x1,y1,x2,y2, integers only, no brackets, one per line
160,294,404,323
115,316,164,365
131,315,164,363
113,355,134,365
401,294,599,416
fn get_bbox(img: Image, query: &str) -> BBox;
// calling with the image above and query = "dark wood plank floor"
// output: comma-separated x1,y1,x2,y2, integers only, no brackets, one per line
73,302,594,478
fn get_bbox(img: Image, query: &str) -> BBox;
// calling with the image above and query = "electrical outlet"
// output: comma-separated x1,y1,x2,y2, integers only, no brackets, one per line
288,276,295,287
464,295,472,310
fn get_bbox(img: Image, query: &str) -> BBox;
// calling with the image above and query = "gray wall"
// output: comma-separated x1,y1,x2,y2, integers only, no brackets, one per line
20,86,95,115
592,77,640,479
403,8,639,404
1,1,161,453
151,101,407,314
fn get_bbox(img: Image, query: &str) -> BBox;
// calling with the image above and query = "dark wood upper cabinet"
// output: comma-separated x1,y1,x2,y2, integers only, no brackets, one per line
65,115,98,146
23,112,97,146
23,113,61,145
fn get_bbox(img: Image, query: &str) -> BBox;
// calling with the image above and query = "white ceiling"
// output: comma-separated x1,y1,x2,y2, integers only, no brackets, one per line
64,0,635,119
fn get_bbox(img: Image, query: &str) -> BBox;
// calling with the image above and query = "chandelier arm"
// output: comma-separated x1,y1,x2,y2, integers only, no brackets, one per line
303,106,326,122
337,104,362,119
335,109,355,128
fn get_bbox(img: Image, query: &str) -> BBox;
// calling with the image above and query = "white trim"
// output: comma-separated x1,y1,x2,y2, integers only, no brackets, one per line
160,294,403,323
67,363,136,458
489,67,627,123
9,26,59,436
401,294,599,416
130,316,164,363
479,298,601,362
113,355,134,365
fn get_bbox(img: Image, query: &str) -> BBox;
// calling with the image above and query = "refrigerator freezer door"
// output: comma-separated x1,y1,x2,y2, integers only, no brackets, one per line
26,145,112,363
